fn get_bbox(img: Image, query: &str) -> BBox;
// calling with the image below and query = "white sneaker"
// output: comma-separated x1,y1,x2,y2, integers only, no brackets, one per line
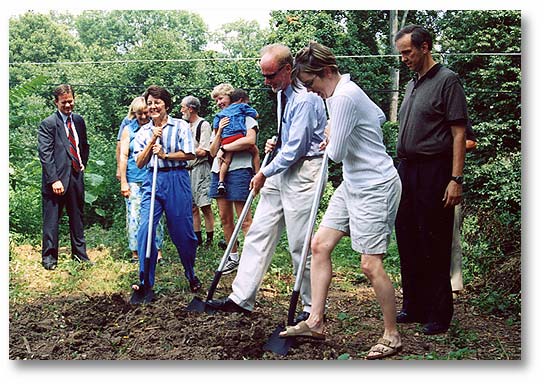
222,255,239,274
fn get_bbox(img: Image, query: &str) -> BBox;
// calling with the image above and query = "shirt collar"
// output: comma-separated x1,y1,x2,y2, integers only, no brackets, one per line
330,73,351,98
58,111,72,123
413,63,442,86
145,115,173,129
283,84,294,99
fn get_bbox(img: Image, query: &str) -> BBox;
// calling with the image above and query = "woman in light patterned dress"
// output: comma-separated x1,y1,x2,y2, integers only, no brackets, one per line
118,96,164,263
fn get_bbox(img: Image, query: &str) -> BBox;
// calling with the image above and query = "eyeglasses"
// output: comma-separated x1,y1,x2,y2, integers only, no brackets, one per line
301,75,318,89
262,64,287,80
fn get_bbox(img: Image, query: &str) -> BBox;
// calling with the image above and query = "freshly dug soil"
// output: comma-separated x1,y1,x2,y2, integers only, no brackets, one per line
9,282,520,360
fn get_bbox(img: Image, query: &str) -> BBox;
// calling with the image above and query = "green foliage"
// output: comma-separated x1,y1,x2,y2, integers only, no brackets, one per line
83,131,124,226
9,12,82,65
9,75,49,107
471,289,521,318
212,19,268,58
9,77,52,238
437,10,521,124
436,11,521,318
75,10,209,53
381,121,399,160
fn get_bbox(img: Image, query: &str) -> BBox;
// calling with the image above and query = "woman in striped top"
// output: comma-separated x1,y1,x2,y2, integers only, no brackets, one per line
132,85,201,295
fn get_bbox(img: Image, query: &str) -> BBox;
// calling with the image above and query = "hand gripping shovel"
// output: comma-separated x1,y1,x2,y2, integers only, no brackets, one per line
130,151,160,305
185,137,277,313
263,153,328,355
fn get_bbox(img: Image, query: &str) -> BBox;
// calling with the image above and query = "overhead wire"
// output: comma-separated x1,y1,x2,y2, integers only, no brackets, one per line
8,52,521,96
8,52,521,66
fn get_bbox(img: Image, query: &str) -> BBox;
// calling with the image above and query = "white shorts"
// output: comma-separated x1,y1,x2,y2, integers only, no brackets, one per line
320,175,401,255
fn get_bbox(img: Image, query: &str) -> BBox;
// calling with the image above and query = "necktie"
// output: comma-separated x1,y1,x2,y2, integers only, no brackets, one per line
66,116,81,172
276,90,288,149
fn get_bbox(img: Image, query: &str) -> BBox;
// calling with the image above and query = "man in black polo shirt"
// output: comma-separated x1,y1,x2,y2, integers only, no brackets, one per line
394,25,468,335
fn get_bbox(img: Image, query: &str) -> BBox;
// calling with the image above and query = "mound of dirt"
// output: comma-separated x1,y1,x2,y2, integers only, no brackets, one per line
9,285,520,360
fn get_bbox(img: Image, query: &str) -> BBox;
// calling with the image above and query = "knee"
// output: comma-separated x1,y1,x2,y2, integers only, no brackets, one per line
311,235,328,261
219,212,231,227
360,255,381,279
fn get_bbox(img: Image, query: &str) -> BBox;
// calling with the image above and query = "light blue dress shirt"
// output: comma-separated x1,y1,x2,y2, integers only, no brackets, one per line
261,85,327,178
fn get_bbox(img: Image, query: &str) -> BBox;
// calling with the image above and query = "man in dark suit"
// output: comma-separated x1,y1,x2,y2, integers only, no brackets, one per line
38,84,91,270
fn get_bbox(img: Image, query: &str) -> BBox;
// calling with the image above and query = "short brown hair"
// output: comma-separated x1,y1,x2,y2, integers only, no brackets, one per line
53,84,74,101
143,85,172,112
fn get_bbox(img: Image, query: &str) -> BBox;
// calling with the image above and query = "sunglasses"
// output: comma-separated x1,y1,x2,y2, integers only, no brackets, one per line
301,75,318,89
262,64,287,80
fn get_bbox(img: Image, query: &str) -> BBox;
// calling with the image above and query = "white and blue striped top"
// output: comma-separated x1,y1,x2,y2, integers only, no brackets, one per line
133,115,195,169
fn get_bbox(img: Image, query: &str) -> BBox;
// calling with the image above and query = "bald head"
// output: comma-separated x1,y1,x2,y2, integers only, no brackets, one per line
260,44,292,66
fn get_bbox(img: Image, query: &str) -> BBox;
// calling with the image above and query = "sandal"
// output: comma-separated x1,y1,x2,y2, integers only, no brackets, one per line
366,337,402,360
279,321,326,340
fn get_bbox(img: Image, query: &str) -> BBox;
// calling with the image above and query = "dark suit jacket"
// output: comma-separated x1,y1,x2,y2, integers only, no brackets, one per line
38,111,90,195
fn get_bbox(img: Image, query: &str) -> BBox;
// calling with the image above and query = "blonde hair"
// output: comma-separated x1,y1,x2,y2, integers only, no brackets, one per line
210,83,234,99
126,96,147,119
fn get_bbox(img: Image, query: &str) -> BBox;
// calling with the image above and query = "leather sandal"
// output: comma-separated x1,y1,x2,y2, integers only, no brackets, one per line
279,321,326,340
366,337,403,360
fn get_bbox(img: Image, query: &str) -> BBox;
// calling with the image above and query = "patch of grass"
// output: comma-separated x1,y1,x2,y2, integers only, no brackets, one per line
327,232,402,296
336,312,363,335
448,319,480,348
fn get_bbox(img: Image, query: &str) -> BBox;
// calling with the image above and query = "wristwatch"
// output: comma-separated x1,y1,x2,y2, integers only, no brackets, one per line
164,153,169,160
451,175,463,184
220,145,226,152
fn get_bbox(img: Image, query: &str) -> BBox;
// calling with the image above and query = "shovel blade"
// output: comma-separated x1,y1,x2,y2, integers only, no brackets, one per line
263,324,294,356
129,286,155,305
184,297,217,314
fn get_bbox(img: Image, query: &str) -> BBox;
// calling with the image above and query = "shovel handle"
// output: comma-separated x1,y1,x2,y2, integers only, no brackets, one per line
215,135,277,273
206,271,223,301
286,154,328,323
287,290,301,326
143,151,159,287
206,136,277,301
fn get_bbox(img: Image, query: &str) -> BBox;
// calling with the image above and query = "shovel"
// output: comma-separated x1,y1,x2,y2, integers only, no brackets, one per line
130,150,159,305
263,153,328,355
185,136,277,313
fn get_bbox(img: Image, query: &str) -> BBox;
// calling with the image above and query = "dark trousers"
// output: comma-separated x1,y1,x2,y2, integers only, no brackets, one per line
41,170,88,262
395,156,454,325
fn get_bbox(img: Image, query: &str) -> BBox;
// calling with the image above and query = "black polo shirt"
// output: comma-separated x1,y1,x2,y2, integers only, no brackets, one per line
397,64,468,159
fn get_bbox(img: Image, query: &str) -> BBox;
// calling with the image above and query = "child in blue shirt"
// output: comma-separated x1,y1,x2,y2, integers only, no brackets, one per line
213,89,260,195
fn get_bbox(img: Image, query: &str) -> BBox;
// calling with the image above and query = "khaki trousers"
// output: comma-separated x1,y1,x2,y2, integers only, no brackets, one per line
450,204,464,291
230,157,324,312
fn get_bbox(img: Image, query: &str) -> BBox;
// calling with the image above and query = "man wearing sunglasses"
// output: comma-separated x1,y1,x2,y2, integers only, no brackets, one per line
207,44,327,321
